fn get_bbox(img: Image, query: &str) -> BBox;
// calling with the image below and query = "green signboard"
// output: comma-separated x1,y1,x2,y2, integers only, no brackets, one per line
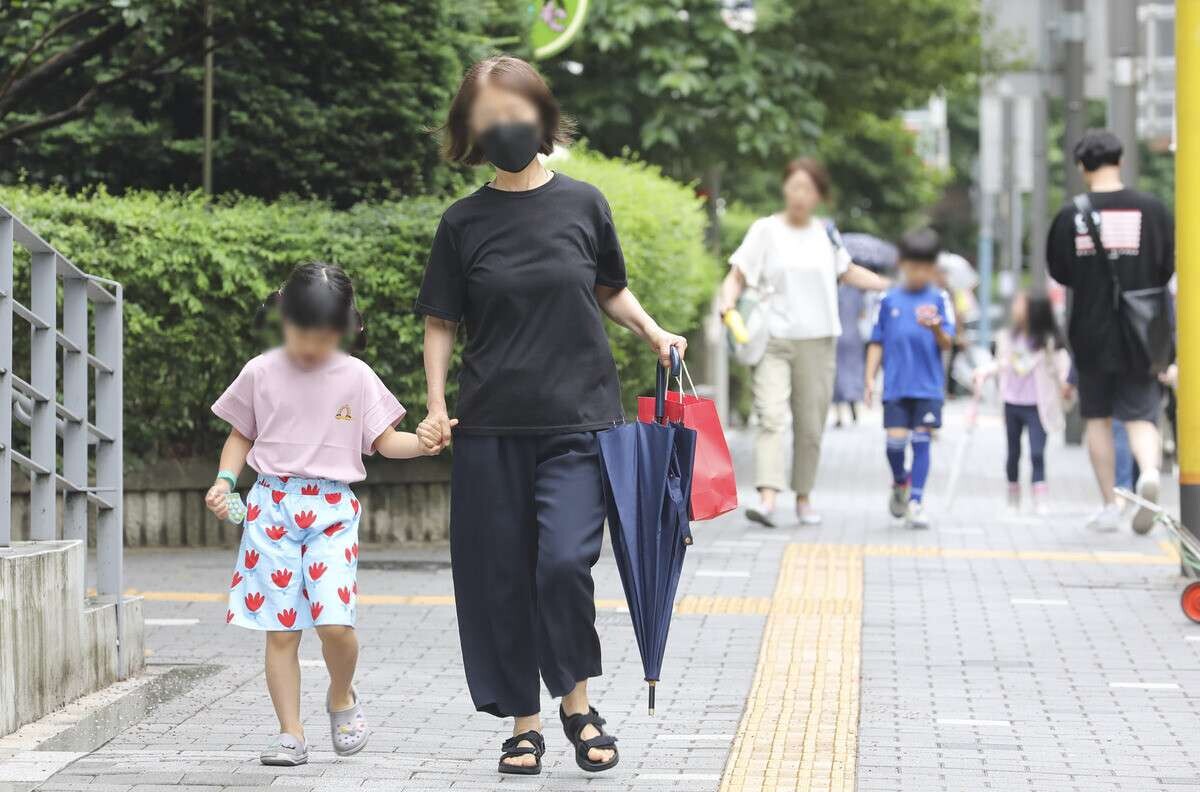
530,0,589,60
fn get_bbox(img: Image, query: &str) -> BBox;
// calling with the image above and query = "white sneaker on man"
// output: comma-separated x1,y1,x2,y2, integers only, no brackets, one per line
797,502,822,526
1132,469,1161,535
1086,502,1123,533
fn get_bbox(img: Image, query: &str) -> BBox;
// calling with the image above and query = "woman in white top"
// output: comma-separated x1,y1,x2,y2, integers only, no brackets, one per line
719,158,888,526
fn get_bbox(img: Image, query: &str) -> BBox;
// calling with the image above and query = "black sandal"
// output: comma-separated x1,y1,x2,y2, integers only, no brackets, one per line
498,730,545,775
559,706,619,772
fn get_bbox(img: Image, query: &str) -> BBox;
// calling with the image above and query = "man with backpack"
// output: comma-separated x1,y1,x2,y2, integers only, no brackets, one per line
1047,130,1175,534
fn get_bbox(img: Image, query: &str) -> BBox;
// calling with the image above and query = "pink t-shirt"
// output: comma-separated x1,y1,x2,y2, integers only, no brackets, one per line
212,348,405,483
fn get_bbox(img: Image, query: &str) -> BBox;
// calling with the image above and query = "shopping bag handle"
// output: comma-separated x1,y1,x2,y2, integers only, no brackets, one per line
655,346,682,423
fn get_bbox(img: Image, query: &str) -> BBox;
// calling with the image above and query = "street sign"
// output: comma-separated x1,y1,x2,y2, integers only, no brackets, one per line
531,0,589,60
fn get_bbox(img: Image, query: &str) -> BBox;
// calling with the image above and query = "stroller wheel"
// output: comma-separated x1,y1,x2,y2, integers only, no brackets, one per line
1180,582,1200,624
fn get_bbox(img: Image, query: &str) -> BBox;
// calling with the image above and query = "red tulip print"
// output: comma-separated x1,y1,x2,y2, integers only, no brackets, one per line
338,586,351,604
271,490,287,505
301,483,320,496
230,571,243,589
244,549,260,569
245,592,265,612
351,499,360,515
246,504,261,522
258,479,268,488
277,608,298,628
301,543,308,557
308,562,328,580
271,569,293,588
265,525,287,541
310,601,324,620
324,493,342,505
226,609,235,623
323,521,344,537
279,476,289,484
351,542,359,559
302,587,309,600
345,547,353,564
295,511,316,529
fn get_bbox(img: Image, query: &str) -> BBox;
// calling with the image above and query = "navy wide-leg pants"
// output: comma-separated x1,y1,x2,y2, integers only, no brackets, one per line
449,431,606,718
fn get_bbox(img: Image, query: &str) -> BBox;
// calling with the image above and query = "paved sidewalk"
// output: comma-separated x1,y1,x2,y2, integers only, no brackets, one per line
5,399,1200,791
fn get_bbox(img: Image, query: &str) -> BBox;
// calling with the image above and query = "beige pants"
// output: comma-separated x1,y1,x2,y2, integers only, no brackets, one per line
753,336,837,496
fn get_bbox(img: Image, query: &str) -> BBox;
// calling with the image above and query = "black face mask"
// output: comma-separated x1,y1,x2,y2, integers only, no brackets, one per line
478,122,541,173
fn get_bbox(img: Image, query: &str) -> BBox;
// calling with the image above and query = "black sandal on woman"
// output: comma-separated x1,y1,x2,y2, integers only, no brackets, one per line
498,730,545,776
559,706,619,772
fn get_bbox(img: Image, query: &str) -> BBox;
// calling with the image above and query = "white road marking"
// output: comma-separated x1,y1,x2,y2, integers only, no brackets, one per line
713,540,763,548
744,532,791,541
694,570,751,578
1109,681,1180,690
638,773,723,782
1010,598,1069,606
656,733,735,742
938,528,985,535
144,618,200,626
0,751,87,783
1185,636,1200,642
937,718,1011,727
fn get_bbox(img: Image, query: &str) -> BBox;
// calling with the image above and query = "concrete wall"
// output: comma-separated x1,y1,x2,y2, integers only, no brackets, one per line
0,541,144,736
10,456,452,547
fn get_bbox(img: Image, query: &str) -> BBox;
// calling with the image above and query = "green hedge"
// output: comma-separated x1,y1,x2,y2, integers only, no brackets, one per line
0,148,715,459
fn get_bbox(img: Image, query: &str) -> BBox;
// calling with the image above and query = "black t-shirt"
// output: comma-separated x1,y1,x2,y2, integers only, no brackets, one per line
1046,188,1174,373
415,173,628,434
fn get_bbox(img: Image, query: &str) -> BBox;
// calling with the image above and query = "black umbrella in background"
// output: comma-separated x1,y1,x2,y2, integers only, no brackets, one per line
841,232,898,272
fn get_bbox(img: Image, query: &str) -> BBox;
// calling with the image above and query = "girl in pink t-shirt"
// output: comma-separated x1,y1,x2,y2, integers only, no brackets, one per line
974,291,1071,514
205,263,446,767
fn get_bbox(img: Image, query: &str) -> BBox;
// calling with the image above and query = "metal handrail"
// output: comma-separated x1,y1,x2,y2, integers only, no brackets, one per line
0,204,125,670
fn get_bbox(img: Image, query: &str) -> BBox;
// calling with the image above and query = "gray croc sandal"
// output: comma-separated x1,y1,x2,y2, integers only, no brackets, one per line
327,686,370,756
260,732,308,766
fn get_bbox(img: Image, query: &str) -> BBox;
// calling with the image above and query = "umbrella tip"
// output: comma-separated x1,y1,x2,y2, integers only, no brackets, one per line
648,680,656,715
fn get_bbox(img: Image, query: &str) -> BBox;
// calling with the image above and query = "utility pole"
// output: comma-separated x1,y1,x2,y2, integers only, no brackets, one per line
1029,6,1052,292
1062,0,1087,196
1108,0,1140,184
202,0,215,195
977,90,1002,350
1177,1,1200,546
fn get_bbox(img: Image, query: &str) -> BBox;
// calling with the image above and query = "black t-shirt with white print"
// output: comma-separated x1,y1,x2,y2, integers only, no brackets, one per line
415,173,628,434
1046,188,1174,373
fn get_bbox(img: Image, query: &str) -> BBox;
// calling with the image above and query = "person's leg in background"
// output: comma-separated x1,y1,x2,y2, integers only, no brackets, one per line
1125,418,1162,534
1004,402,1024,510
1112,419,1135,491
789,337,836,524
1025,407,1048,514
1077,368,1124,532
749,339,792,527
885,425,910,519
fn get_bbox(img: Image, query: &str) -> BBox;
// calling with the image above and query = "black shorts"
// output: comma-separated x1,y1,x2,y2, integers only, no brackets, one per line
1076,368,1163,422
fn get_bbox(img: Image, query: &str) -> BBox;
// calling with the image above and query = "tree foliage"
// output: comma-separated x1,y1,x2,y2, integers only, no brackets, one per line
0,147,715,459
0,0,523,205
553,0,980,238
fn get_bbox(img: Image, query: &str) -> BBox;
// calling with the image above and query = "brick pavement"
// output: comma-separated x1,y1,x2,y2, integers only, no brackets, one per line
5,399,1200,791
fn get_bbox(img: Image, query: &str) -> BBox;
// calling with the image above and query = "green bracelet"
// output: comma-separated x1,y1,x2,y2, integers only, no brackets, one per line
216,470,238,490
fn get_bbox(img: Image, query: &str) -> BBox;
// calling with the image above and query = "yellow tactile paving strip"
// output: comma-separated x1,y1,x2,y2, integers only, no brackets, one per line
719,543,863,792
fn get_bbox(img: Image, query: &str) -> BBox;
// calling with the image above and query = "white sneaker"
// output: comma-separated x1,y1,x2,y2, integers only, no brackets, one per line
1086,502,1123,533
905,501,930,530
797,502,822,526
1132,469,1161,535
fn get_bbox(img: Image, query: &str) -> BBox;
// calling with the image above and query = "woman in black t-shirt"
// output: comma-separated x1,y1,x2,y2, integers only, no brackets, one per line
414,56,687,777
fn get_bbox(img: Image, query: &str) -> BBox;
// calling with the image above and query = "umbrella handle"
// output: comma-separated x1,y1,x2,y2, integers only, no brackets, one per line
654,347,682,423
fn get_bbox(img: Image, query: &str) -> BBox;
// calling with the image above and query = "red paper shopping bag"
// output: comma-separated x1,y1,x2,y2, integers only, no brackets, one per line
637,383,738,522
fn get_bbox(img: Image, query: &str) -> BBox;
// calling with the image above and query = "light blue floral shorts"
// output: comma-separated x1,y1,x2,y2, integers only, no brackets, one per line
226,475,360,631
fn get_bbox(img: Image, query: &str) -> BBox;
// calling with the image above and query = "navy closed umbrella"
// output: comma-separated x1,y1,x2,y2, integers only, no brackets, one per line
598,348,696,714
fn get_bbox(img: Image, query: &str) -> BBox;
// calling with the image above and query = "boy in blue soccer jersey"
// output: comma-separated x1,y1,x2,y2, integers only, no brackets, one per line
864,228,955,529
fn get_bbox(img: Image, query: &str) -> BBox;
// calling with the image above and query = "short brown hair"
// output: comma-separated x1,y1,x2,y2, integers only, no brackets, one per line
782,157,831,199
443,55,574,165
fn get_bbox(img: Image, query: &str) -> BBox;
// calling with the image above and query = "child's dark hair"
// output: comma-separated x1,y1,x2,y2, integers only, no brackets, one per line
1017,292,1064,351
255,262,366,351
897,227,940,264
